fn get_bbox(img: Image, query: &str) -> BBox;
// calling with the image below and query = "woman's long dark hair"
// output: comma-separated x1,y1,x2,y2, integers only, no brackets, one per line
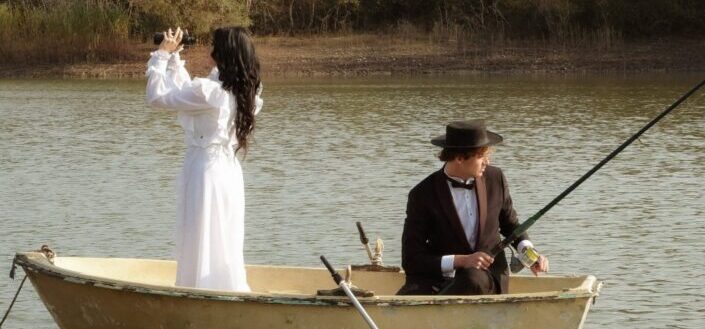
210,26,261,154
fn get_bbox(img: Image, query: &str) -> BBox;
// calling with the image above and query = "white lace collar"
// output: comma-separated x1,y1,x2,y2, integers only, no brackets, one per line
207,67,220,81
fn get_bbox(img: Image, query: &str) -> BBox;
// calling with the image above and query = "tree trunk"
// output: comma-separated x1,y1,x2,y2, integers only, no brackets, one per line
309,0,316,31
289,0,295,34
246,0,253,16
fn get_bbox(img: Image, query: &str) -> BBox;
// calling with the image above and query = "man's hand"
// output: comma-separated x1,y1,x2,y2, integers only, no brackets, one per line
530,255,549,276
454,252,494,271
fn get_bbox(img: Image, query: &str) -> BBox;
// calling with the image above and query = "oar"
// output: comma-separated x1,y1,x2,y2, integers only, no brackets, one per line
356,222,375,262
490,79,705,256
320,255,379,329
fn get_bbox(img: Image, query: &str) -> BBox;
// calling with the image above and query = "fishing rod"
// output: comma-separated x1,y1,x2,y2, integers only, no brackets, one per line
490,79,705,257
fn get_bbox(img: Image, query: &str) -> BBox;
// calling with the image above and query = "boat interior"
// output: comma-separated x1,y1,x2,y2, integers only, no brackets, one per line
43,256,594,297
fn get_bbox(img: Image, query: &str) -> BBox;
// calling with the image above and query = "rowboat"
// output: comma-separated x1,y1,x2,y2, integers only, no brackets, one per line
13,249,601,329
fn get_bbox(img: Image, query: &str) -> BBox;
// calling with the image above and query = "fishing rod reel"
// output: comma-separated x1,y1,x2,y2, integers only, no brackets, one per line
351,222,400,272
508,244,541,274
490,232,542,273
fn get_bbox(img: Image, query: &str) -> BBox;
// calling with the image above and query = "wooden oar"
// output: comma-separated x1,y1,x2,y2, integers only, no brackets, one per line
490,79,705,256
320,256,379,329
356,222,375,262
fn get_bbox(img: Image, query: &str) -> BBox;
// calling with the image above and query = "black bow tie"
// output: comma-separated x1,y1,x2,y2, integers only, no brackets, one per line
447,177,475,190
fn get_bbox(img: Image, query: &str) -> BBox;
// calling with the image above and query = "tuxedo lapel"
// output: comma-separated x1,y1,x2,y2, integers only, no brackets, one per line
475,174,488,250
433,170,472,251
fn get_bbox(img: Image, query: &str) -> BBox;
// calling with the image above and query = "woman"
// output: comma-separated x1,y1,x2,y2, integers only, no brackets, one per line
146,27,262,292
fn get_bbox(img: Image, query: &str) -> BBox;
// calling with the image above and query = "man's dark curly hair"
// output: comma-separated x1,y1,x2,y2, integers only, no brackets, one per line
438,146,491,162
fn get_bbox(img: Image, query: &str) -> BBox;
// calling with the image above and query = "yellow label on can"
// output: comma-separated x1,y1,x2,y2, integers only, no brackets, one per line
518,247,539,267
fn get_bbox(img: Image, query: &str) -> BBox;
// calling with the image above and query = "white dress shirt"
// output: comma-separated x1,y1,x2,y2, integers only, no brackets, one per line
440,168,532,277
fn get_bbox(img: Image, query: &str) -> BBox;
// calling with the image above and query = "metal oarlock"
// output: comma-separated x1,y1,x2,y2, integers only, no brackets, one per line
320,255,379,329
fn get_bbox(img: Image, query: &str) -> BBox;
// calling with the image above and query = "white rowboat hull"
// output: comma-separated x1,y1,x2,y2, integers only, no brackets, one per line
15,252,601,329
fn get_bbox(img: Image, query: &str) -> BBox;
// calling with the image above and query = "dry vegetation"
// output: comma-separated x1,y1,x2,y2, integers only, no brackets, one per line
1,0,705,78
3,34,704,79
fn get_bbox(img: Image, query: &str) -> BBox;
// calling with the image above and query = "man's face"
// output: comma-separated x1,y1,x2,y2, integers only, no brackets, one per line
457,152,490,178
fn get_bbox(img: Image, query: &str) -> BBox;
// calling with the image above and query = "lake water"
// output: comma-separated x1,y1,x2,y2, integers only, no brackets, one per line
1,74,704,328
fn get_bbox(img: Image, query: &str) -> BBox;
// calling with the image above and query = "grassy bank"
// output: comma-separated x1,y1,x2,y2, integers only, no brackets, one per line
1,34,704,79
1,0,704,78
0,1,132,64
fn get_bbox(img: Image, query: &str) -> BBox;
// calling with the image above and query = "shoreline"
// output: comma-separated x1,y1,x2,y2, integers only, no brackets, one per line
2,35,704,79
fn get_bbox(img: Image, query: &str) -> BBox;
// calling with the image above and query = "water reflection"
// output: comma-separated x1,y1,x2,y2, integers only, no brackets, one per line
1,74,704,329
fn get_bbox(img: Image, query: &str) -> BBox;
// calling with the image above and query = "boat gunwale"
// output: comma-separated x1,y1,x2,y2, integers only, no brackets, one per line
15,252,601,307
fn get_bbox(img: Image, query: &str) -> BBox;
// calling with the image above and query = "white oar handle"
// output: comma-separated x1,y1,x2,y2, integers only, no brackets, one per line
339,281,379,329
320,255,380,329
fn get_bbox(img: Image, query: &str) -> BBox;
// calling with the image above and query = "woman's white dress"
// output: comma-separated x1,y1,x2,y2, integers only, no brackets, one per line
145,50,261,292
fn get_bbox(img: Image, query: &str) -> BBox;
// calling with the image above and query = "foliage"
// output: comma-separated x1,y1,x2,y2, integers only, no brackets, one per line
0,0,131,63
248,0,360,34
0,0,252,63
2,0,705,65
130,0,251,41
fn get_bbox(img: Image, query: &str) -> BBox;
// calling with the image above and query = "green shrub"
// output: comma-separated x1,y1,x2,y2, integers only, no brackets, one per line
131,0,251,42
0,0,132,64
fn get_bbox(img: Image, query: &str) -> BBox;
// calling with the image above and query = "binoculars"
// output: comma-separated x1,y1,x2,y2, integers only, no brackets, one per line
153,32,196,45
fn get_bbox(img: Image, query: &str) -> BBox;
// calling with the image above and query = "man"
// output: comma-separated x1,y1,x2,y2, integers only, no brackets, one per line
397,120,549,295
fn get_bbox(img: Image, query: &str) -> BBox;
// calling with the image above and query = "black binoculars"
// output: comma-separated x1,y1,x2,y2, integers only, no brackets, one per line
153,32,196,45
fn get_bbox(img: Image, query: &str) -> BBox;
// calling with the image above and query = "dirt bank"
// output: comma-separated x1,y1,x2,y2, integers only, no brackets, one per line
1,35,704,79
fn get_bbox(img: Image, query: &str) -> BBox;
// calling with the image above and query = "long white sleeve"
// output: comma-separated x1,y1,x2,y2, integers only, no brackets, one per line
145,50,214,112
167,51,191,89
517,240,533,252
441,255,455,277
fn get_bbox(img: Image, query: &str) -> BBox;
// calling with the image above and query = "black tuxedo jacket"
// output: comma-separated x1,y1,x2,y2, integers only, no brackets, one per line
400,165,528,294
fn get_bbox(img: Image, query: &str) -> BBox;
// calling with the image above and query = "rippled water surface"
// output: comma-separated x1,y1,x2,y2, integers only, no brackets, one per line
1,74,704,328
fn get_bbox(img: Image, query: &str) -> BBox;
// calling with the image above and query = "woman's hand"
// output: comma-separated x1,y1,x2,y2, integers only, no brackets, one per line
159,27,183,53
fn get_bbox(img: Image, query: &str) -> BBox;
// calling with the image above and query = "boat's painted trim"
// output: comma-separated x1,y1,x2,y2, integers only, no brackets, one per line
15,252,601,307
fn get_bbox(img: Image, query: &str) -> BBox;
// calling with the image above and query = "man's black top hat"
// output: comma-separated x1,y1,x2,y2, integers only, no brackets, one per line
431,120,503,148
